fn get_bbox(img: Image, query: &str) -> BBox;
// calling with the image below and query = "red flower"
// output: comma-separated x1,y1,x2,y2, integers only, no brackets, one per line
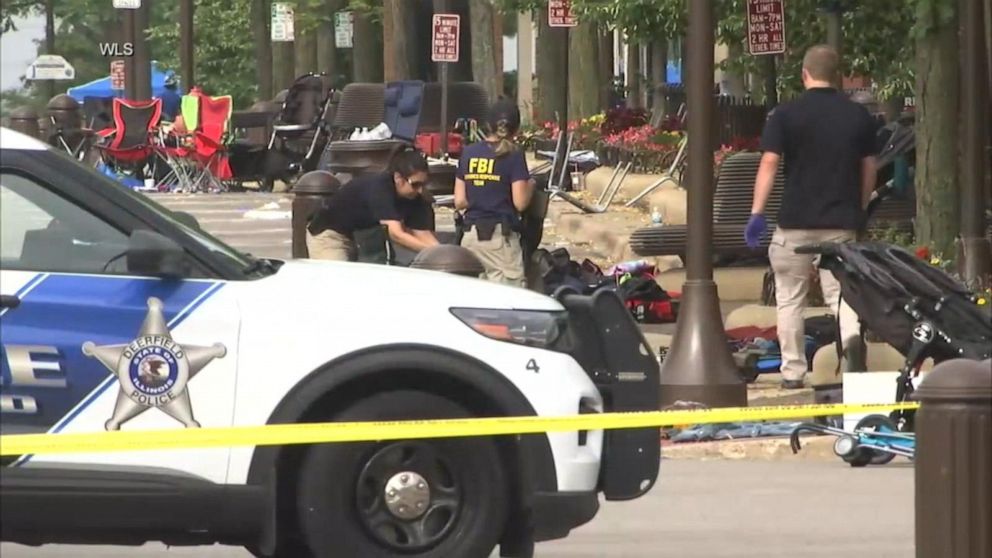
915,246,930,260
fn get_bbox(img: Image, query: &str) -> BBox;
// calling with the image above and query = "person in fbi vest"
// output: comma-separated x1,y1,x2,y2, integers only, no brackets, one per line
453,99,534,286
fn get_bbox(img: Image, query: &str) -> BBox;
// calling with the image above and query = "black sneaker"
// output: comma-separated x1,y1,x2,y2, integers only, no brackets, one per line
781,379,805,390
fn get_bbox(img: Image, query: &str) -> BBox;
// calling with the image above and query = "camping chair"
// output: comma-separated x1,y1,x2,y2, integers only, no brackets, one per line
82,96,115,133
152,94,201,192
46,115,96,162
92,98,162,180
189,94,234,192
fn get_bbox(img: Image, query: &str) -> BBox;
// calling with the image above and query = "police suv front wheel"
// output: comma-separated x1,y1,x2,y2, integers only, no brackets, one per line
296,390,510,558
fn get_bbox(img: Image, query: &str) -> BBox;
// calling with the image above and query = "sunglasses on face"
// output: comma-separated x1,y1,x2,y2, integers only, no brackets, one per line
408,179,428,189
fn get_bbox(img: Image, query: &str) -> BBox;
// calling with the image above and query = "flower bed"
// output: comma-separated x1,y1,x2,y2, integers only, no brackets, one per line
519,108,760,176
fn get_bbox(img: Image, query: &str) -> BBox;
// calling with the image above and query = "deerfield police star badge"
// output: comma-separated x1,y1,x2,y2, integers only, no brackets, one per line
82,297,226,431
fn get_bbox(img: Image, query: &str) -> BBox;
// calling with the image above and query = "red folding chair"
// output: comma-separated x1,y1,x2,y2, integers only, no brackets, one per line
189,95,233,192
93,98,162,181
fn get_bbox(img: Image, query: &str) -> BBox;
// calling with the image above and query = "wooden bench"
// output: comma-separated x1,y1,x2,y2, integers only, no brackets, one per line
629,151,784,261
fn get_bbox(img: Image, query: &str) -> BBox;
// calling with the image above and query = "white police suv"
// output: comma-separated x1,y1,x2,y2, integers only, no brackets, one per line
0,127,660,557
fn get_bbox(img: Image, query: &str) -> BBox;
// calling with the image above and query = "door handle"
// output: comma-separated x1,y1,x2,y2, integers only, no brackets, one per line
0,295,21,309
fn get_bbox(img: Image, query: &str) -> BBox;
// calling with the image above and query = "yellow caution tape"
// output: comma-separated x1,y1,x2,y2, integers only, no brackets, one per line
0,401,920,456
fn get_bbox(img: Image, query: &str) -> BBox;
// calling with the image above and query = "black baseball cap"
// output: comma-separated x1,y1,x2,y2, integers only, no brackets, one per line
487,98,521,134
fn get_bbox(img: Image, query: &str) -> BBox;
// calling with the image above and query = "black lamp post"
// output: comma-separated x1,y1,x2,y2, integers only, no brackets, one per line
657,0,747,409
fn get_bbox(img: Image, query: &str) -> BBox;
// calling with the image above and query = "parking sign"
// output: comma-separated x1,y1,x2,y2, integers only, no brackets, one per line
271,2,295,42
548,0,577,27
432,14,460,63
747,0,786,55
110,60,126,90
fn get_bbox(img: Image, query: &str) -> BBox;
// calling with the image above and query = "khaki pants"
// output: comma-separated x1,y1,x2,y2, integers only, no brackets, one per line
306,228,355,261
460,224,525,287
768,227,861,381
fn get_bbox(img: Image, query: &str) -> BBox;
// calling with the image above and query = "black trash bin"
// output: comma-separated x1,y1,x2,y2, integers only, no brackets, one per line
291,171,341,258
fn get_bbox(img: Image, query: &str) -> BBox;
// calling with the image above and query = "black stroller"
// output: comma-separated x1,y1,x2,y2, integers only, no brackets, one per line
263,73,336,189
873,113,916,194
796,240,992,431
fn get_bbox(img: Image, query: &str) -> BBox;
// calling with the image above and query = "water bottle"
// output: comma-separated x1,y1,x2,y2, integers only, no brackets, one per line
651,206,663,225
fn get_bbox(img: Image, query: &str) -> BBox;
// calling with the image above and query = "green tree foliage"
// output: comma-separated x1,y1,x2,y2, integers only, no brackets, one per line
147,0,260,107
1,0,270,111
714,0,916,100
1,1,165,111
493,0,916,101
570,0,686,42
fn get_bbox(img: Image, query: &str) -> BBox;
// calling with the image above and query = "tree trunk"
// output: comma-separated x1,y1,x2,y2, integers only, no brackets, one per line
535,7,567,123
568,20,599,119
252,0,273,100
516,11,534,122
915,7,960,257
352,9,383,82
273,42,296,93
294,14,317,77
650,39,668,120
470,0,500,101
626,41,642,108
492,6,504,95
384,0,415,80
316,0,342,79
597,26,613,109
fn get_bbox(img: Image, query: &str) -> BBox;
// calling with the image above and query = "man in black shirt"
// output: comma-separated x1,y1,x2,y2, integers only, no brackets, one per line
306,149,439,261
745,45,878,389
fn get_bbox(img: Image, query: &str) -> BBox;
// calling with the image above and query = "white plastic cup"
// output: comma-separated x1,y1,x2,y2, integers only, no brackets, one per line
571,171,584,191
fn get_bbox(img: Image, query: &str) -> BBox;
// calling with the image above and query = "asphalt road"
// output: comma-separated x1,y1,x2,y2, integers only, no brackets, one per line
1,460,915,557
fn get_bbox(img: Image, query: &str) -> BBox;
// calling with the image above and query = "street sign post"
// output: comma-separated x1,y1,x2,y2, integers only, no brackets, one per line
27,55,75,81
548,0,575,189
271,2,295,42
110,60,126,91
432,13,460,159
334,11,354,49
747,0,786,55
431,13,460,63
548,0,577,27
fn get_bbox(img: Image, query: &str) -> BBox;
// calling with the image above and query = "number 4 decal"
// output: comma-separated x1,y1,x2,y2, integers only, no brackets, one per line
526,359,540,373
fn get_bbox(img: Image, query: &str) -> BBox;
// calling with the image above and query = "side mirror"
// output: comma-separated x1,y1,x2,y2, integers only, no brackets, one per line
126,229,187,279
172,210,201,230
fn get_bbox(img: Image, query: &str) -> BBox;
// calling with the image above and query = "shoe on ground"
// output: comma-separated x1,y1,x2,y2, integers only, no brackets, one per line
781,379,805,390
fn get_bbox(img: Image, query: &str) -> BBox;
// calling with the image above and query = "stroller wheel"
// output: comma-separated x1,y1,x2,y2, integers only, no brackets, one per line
835,435,872,467
855,415,899,465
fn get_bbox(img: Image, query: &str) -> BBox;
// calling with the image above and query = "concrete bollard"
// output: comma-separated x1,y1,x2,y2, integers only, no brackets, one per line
291,171,341,259
8,107,41,139
914,358,991,558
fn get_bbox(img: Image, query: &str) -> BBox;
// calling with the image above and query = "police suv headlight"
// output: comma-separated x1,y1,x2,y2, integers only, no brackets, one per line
450,308,572,352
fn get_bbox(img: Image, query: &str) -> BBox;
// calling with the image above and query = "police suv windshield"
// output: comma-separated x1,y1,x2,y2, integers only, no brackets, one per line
55,148,275,278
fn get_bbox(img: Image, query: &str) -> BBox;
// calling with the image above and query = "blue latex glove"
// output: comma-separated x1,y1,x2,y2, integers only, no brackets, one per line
744,213,767,248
